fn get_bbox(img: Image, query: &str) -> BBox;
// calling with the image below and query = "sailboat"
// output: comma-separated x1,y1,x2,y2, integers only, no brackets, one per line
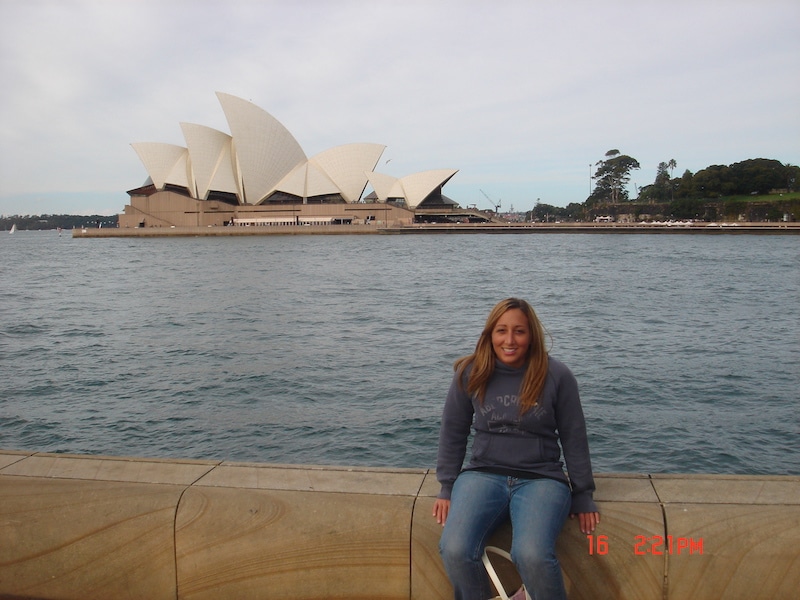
9,223,16,234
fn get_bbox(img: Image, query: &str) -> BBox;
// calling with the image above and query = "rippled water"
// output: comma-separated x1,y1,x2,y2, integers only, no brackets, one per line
1,230,797,475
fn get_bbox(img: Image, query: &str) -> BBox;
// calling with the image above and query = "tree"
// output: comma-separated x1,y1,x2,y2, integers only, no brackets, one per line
647,159,678,203
667,159,677,200
675,169,695,199
729,158,785,194
564,202,585,221
589,149,641,203
692,165,733,197
529,201,577,222
652,161,671,203
531,201,556,222
693,159,789,197
786,164,799,192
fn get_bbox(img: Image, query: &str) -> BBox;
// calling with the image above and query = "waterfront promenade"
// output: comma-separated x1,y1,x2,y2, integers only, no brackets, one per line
71,221,800,238
2,450,798,599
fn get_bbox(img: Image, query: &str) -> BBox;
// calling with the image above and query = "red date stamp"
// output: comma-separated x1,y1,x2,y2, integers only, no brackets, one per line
587,534,704,555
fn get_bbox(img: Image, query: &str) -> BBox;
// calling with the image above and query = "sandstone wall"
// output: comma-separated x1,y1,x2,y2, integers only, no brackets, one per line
1,451,797,599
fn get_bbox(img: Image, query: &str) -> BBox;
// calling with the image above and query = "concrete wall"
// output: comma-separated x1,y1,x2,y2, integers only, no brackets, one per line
1,450,798,599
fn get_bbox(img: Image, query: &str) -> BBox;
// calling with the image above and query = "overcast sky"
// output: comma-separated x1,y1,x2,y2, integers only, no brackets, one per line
1,0,798,216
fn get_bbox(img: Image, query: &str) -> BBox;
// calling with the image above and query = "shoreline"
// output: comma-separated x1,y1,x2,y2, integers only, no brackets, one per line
71,221,800,237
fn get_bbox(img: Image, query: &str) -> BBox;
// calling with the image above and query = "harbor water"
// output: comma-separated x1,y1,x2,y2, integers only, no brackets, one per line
1,230,797,475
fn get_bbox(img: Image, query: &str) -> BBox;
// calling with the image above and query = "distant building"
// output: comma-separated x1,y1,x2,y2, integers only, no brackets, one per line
120,93,481,228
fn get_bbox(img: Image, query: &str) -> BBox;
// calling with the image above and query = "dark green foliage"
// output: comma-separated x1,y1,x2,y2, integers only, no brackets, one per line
589,156,798,221
588,150,641,204
528,201,586,222
685,159,795,198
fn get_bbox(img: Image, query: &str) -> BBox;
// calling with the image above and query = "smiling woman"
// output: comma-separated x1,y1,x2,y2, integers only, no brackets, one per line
433,298,599,600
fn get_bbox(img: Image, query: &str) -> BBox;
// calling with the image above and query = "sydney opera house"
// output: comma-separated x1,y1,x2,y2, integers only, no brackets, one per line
120,92,490,229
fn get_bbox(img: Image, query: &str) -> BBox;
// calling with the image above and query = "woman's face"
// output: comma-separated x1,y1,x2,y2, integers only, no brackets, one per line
491,308,531,368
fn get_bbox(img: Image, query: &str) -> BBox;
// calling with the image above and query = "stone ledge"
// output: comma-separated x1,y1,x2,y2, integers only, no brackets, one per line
1,451,798,599
0,452,219,485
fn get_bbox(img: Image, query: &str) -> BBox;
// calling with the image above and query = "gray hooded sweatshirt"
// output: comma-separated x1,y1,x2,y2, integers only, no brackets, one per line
436,356,598,514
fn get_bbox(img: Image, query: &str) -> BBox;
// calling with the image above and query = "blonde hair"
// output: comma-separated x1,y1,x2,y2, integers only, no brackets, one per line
454,298,548,413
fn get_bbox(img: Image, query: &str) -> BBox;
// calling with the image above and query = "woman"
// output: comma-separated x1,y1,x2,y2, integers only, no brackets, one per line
433,298,599,600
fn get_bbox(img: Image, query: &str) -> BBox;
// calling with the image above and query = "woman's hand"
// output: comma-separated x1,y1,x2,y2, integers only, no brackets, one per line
433,499,451,526
570,511,600,534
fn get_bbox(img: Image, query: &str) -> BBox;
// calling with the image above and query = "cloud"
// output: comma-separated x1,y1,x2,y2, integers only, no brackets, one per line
1,0,798,215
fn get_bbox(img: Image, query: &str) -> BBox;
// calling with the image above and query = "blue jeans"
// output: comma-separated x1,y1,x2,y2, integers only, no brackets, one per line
439,471,571,600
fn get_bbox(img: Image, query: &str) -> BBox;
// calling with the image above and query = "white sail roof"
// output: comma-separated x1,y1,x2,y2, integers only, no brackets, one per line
180,123,239,200
273,162,338,199
366,169,458,207
365,171,402,201
216,92,306,204
131,143,188,190
400,169,458,208
130,93,457,208
309,143,386,203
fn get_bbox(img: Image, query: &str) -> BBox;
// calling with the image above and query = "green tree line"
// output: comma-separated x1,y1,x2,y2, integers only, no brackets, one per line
530,155,798,222
637,157,797,203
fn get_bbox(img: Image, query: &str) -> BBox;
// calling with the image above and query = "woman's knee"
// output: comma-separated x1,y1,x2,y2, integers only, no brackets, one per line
439,528,476,565
510,542,557,571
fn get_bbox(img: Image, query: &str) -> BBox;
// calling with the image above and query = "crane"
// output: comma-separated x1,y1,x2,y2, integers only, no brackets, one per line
480,189,501,213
